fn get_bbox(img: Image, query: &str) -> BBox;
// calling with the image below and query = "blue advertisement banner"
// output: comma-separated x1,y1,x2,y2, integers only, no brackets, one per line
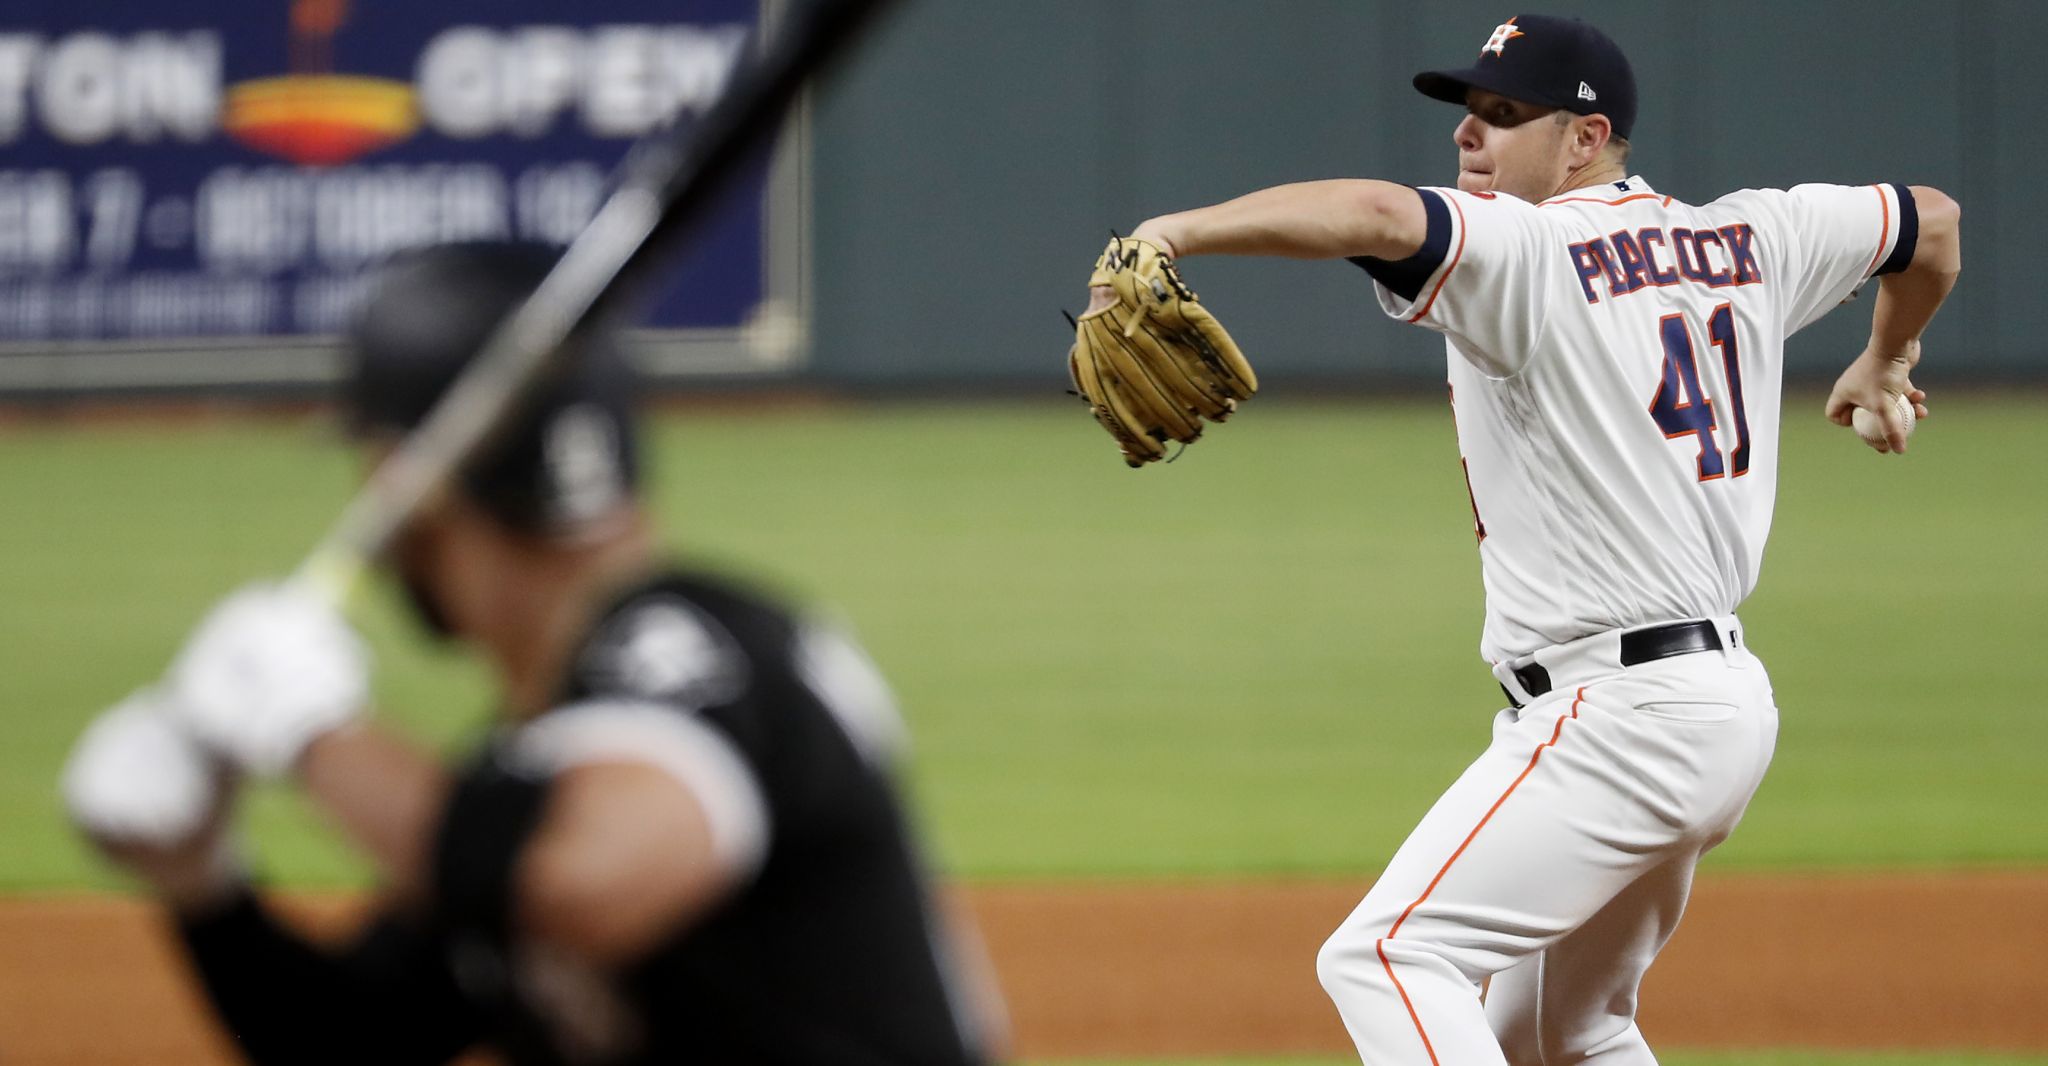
0,0,803,392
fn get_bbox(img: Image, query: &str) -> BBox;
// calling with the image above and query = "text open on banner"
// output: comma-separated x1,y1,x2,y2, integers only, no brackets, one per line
0,0,807,394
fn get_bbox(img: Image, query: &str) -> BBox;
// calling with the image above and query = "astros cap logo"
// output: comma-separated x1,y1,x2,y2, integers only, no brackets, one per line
1481,16,1526,56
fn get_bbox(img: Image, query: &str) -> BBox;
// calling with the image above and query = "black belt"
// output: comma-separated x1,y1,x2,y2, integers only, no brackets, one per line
1503,620,1725,707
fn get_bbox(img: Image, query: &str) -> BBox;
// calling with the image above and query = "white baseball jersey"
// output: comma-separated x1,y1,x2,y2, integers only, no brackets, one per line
1363,176,1918,661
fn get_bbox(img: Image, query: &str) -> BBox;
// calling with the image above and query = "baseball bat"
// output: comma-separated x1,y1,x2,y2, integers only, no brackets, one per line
292,0,894,604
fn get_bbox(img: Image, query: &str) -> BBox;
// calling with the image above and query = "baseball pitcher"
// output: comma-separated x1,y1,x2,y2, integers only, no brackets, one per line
1069,13,1959,1065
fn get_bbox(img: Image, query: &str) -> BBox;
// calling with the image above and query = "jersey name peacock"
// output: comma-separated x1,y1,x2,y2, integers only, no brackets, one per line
1360,176,1915,661
1568,223,1762,302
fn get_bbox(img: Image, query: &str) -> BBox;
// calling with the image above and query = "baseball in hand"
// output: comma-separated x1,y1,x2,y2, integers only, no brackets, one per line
1851,393,1915,451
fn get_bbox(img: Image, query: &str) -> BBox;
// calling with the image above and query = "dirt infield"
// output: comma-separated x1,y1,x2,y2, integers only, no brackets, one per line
2,872,2042,1064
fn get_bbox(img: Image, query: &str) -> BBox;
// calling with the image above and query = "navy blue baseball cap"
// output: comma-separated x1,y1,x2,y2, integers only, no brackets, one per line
1413,14,1637,140
343,241,642,536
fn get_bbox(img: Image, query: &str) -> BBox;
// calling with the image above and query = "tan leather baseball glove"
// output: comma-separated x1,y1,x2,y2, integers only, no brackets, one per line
1067,237,1257,467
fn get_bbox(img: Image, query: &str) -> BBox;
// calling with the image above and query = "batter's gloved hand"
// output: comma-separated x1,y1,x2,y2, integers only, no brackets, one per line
63,689,223,845
164,581,369,777
63,690,245,911
1068,237,1257,467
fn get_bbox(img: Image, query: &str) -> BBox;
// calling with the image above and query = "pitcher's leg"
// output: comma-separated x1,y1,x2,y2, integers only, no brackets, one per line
1485,855,1699,1066
1317,696,1653,1065
1482,655,1780,1066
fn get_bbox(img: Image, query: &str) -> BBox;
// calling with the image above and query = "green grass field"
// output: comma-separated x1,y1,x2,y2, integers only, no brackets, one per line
1,395,2042,890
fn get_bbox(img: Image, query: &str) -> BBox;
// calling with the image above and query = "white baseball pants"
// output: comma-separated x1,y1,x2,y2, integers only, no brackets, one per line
1317,617,1778,1065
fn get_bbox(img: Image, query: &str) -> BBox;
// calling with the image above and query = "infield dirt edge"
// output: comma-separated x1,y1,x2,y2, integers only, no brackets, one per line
1,871,2042,1064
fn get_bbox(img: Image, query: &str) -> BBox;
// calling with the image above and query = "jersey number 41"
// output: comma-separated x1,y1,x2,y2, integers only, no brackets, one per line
1648,302,1751,481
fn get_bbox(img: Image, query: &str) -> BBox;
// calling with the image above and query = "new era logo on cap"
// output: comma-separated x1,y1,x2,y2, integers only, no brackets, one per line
1578,80,1597,101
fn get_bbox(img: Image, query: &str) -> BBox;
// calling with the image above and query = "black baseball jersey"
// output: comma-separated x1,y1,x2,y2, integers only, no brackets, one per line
180,566,992,1066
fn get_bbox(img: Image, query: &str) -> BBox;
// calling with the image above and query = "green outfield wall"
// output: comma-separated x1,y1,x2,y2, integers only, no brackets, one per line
810,0,2039,386
0,2,2030,399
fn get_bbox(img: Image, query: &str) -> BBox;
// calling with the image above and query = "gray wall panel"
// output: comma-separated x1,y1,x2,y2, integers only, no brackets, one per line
1975,0,2041,376
810,1,2031,387
811,3,1117,384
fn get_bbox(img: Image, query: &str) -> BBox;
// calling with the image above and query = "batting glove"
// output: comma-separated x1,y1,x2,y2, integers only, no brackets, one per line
63,689,221,845
164,581,370,777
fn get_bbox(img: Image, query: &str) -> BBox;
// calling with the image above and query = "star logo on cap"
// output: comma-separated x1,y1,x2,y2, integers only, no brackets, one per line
1481,17,1525,56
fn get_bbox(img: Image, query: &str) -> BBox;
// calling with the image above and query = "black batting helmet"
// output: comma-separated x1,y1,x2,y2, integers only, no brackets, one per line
340,241,643,536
